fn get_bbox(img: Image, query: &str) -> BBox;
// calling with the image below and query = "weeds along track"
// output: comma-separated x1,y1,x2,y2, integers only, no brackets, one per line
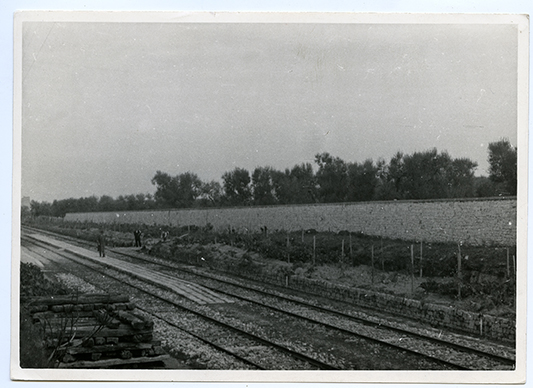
21,227,515,370
21,235,337,370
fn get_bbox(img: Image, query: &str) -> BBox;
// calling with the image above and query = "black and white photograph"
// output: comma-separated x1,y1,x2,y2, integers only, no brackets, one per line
11,10,528,383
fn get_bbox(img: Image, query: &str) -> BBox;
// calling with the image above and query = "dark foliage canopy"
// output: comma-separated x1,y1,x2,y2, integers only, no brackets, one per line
488,139,517,195
27,142,514,217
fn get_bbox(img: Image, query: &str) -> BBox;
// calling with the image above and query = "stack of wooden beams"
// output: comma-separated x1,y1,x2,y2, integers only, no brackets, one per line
26,294,169,368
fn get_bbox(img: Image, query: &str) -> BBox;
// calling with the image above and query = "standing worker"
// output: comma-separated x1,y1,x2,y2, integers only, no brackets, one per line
97,229,106,257
134,229,142,247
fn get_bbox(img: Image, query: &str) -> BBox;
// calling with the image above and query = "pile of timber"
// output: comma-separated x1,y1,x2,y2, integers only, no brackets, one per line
27,294,169,368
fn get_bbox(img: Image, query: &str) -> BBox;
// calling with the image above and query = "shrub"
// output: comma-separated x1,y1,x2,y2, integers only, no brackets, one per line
20,263,68,298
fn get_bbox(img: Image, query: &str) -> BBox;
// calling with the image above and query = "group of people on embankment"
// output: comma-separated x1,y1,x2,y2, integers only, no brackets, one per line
95,227,170,257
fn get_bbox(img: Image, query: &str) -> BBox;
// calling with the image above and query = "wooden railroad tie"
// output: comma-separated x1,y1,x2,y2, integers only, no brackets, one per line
26,293,168,368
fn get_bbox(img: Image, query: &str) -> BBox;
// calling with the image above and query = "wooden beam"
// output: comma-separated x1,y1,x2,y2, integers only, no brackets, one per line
58,354,170,369
27,294,130,307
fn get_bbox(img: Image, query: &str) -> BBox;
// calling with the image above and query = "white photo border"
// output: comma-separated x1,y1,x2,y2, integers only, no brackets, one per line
11,10,529,384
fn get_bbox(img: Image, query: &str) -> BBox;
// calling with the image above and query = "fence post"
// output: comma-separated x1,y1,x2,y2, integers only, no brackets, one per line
457,243,462,300
313,235,316,265
341,239,345,261
349,233,353,257
411,244,414,294
419,241,423,278
381,237,384,271
506,248,510,279
371,245,374,284
286,234,290,263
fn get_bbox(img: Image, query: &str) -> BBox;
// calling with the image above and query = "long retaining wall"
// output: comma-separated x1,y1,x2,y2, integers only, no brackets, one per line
64,197,517,246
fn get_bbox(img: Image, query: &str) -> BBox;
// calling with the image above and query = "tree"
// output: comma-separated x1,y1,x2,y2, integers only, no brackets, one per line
134,193,156,210
151,171,178,208
488,139,517,195
114,195,129,211
270,163,317,204
151,171,203,208
221,167,252,206
49,198,78,217
80,196,99,212
314,152,348,203
270,168,292,204
373,158,397,200
443,158,478,198
400,149,451,199
30,200,52,217
375,149,477,200
474,176,499,197
289,163,318,204
197,181,223,207
385,151,406,199
251,167,277,205
98,195,117,212
21,205,31,220
346,159,379,202
175,172,203,208
116,193,155,211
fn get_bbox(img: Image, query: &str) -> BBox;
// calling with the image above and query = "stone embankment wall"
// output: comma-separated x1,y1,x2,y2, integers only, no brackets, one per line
64,197,517,246
287,277,515,342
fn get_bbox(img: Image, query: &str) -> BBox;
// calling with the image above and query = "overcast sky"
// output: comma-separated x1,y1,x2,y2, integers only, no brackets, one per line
21,20,518,202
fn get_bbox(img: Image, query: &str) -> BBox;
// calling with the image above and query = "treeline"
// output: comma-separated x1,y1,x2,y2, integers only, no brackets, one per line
28,193,159,219
27,139,517,218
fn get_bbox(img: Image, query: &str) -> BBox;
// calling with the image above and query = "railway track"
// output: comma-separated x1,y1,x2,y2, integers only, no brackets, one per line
21,236,338,370
22,235,450,370
159,269,515,370
20,226,515,370
108,250,516,370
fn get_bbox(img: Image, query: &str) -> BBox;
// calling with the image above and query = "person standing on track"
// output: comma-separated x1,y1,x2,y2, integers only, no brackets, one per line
97,229,106,257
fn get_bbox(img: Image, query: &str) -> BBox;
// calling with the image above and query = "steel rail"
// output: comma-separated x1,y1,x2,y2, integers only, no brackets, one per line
22,237,265,370
99,241,515,368
169,265,516,367
22,226,515,368
22,235,338,370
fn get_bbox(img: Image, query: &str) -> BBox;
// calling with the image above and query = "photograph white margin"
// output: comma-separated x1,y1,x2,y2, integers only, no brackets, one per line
11,10,529,384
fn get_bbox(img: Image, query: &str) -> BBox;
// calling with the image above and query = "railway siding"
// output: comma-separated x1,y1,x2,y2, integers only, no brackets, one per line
22,229,516,370
205,259,516,343
26,233,233,305
64,197,517,246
